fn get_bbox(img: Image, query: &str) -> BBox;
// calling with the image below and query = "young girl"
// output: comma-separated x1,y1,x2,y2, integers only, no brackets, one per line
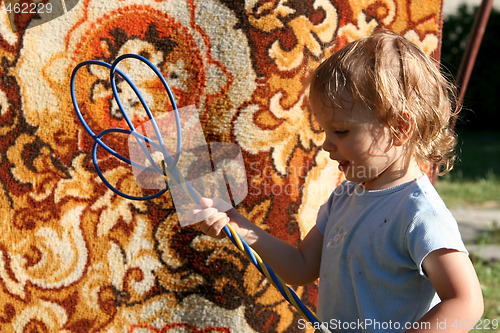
190,30,483,332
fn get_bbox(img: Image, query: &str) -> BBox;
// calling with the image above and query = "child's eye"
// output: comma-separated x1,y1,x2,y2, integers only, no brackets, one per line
334,130,349,136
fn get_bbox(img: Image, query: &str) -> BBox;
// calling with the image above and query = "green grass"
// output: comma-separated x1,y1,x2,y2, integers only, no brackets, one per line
471,221,500,331
435,171,500,208
435,130,500,208
472,220,500,329
470,259,500,332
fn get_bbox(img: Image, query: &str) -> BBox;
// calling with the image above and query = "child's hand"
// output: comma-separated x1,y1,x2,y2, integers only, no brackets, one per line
190,198,323,286
190,197,235,239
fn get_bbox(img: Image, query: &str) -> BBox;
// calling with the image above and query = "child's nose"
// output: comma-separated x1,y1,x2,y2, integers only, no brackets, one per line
322,138,336,153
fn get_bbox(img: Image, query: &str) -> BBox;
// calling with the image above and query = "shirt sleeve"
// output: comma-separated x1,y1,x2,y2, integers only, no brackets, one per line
406,204,468,277
315,188,337,235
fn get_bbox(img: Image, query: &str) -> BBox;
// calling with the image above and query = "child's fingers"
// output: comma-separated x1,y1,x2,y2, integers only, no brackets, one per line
193,207,220,222
199,197,213,208
193,198,234,238
201,215,230,238
205,211,228,226
200,197,233,212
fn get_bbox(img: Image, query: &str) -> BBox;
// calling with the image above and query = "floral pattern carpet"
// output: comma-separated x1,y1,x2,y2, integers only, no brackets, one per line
0,0,443,332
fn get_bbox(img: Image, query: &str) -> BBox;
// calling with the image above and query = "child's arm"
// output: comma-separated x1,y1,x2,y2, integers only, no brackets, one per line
406,249,484,332
191,197,324,286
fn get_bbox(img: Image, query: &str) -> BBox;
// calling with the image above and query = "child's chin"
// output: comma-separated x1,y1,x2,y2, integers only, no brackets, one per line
343,173,360,183
345,176,361,184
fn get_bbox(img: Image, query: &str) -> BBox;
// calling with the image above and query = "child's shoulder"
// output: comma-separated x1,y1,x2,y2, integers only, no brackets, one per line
401,175,455,223
409,175,446,206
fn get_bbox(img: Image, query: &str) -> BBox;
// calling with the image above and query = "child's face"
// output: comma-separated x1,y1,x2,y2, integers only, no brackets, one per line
310,90,406,190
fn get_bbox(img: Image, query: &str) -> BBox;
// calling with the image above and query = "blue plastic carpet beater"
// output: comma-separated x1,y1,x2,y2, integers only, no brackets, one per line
70,53,329,333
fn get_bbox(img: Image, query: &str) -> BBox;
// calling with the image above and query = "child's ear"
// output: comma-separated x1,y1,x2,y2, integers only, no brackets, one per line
392,111,415,146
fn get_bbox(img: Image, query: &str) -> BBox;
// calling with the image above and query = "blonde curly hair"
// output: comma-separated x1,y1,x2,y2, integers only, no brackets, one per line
310,29,458,175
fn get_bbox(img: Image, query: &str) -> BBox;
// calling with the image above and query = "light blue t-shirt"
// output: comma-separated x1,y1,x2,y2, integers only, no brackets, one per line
316,175,467,332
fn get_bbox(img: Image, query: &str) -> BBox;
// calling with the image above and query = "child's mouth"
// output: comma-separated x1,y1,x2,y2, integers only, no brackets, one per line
338,160,350,173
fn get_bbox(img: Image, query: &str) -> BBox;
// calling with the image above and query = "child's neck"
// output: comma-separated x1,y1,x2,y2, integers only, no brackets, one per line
363,157,424,191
